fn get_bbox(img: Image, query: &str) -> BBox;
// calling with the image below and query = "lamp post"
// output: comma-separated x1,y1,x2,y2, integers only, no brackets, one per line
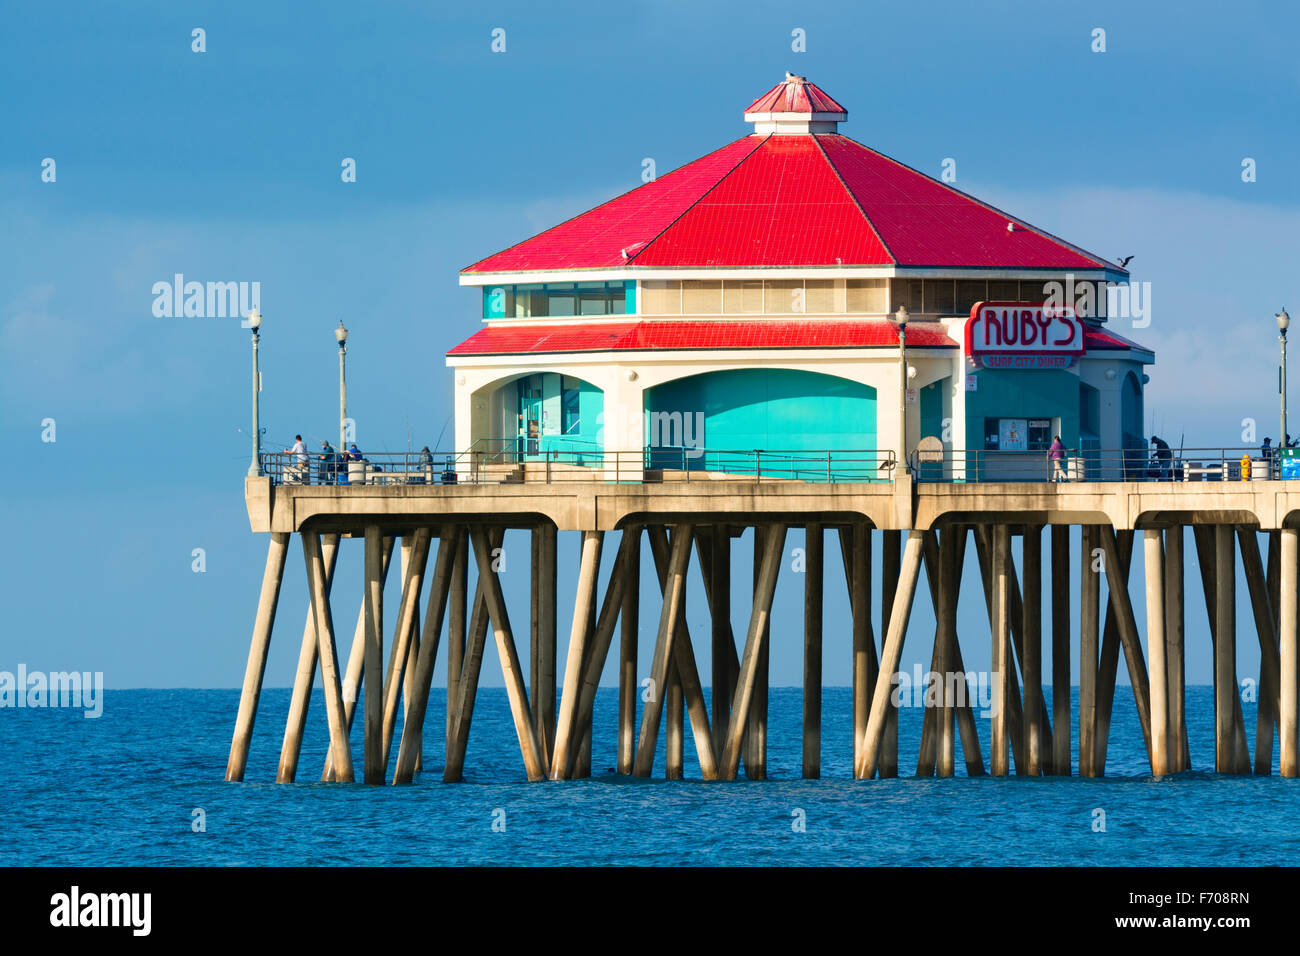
1279,307,1290,453
893,305,909,472
246,308,263,477
336,320,348,450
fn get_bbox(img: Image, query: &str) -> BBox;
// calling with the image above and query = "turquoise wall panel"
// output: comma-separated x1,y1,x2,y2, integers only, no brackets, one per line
644,368,877,477
964,369,1079,451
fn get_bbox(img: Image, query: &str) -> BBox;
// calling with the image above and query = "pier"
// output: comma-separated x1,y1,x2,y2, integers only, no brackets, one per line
225,460,1300,783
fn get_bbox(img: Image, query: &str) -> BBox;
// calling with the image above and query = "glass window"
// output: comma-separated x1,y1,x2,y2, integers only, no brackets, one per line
845,279,886,313
682,280,723,314
723,279,764,313
924,279,955,315
989,280,1019,301
985,417,1054,451
516,284,545,317
890,278,924,314
1027,419,1052,450
956,280,986,315
1020,278,1051,304
804,279,838,313
610,281,630,315
641,280,682,315
545,283,576,317
765,279,803,313
576,282,607,315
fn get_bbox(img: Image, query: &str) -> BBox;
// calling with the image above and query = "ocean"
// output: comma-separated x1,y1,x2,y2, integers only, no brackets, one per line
2,686,1296,866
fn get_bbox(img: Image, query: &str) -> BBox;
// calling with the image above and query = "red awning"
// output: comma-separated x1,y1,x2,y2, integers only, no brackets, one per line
448,319,958,356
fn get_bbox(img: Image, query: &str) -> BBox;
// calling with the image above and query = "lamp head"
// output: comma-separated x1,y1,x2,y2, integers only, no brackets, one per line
246,307,262,330
893,305,909,329
335,320,348,345
1277,307,1290,333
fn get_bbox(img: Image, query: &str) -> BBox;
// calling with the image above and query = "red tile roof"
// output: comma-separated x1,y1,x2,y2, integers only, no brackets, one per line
463,134,1119,274
447,320,958,356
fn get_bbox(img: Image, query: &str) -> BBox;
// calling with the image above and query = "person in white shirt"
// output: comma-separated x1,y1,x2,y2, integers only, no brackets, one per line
288,435,308,482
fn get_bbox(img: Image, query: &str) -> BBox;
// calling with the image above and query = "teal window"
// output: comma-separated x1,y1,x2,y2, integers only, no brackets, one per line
984,417,1054,451
482,282,629,318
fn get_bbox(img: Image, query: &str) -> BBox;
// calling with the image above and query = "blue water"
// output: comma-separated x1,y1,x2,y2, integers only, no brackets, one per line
2,686,1296,866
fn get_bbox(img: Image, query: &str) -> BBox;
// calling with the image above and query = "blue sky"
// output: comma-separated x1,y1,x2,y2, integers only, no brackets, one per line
2,1,1298,690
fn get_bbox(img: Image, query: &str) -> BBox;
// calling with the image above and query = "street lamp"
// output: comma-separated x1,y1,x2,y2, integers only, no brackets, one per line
246,308,263,477
335,320,349,450
893,304,909,473
1279,307,1290,453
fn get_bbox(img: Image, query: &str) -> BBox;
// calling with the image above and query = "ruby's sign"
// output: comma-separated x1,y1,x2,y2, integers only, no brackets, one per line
964,301,1085,370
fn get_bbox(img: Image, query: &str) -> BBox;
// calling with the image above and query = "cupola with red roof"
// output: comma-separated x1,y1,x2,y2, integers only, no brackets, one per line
743,72,847,134
461,74,1125,276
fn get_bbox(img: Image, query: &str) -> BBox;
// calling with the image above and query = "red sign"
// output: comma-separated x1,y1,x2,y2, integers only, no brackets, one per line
964,301,1085,369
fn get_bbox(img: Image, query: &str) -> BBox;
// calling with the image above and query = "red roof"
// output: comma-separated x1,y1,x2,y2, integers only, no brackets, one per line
448,320,958,356
746,75,846,115
464,135,1119,274
1084,326,1154,354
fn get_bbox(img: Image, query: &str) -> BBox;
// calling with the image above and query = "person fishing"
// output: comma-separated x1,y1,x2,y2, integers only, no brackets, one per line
1149,435,1173,480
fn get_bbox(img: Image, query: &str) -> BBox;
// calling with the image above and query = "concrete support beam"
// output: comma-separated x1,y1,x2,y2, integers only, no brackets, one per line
1165,526,1189,772
721,525,786,780
857,530,925,780
1050,525,1071,775
1144,529,1170,775
226,531,290,783
1280,528,1298,778
551,531,604,780
1022,524,1044,776
617,527,640,775
633,523,694,777
469,526,547,782
377,529,432,781
803,522,823,779
302,531,354,783
1214,525,1242,774
990,525,1012,777
1238,528,1282,775
1079,526,1100,778
530,524,558,767
394,529,460,783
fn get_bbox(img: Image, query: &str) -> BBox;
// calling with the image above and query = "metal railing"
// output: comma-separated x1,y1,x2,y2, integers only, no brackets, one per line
911,447,1295,483
260,448,898,487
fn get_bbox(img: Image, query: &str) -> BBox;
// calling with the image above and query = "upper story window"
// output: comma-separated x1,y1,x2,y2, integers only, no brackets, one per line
483,281,632,318
641,278,888,315
894,278,1110,318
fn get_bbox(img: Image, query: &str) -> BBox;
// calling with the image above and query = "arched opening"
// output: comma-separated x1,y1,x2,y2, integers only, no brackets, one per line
471,372,604,463
643,368,877,476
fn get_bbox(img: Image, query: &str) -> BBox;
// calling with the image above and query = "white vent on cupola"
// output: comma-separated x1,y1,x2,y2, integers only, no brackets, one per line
743,72,848,135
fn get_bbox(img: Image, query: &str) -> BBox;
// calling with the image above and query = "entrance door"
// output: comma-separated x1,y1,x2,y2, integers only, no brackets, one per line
517,377,542,459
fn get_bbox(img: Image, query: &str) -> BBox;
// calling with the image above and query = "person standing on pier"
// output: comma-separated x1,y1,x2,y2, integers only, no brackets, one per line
288,435,308,483
1048,435,1067,482
319,440,340,485
1150,435,1173,480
